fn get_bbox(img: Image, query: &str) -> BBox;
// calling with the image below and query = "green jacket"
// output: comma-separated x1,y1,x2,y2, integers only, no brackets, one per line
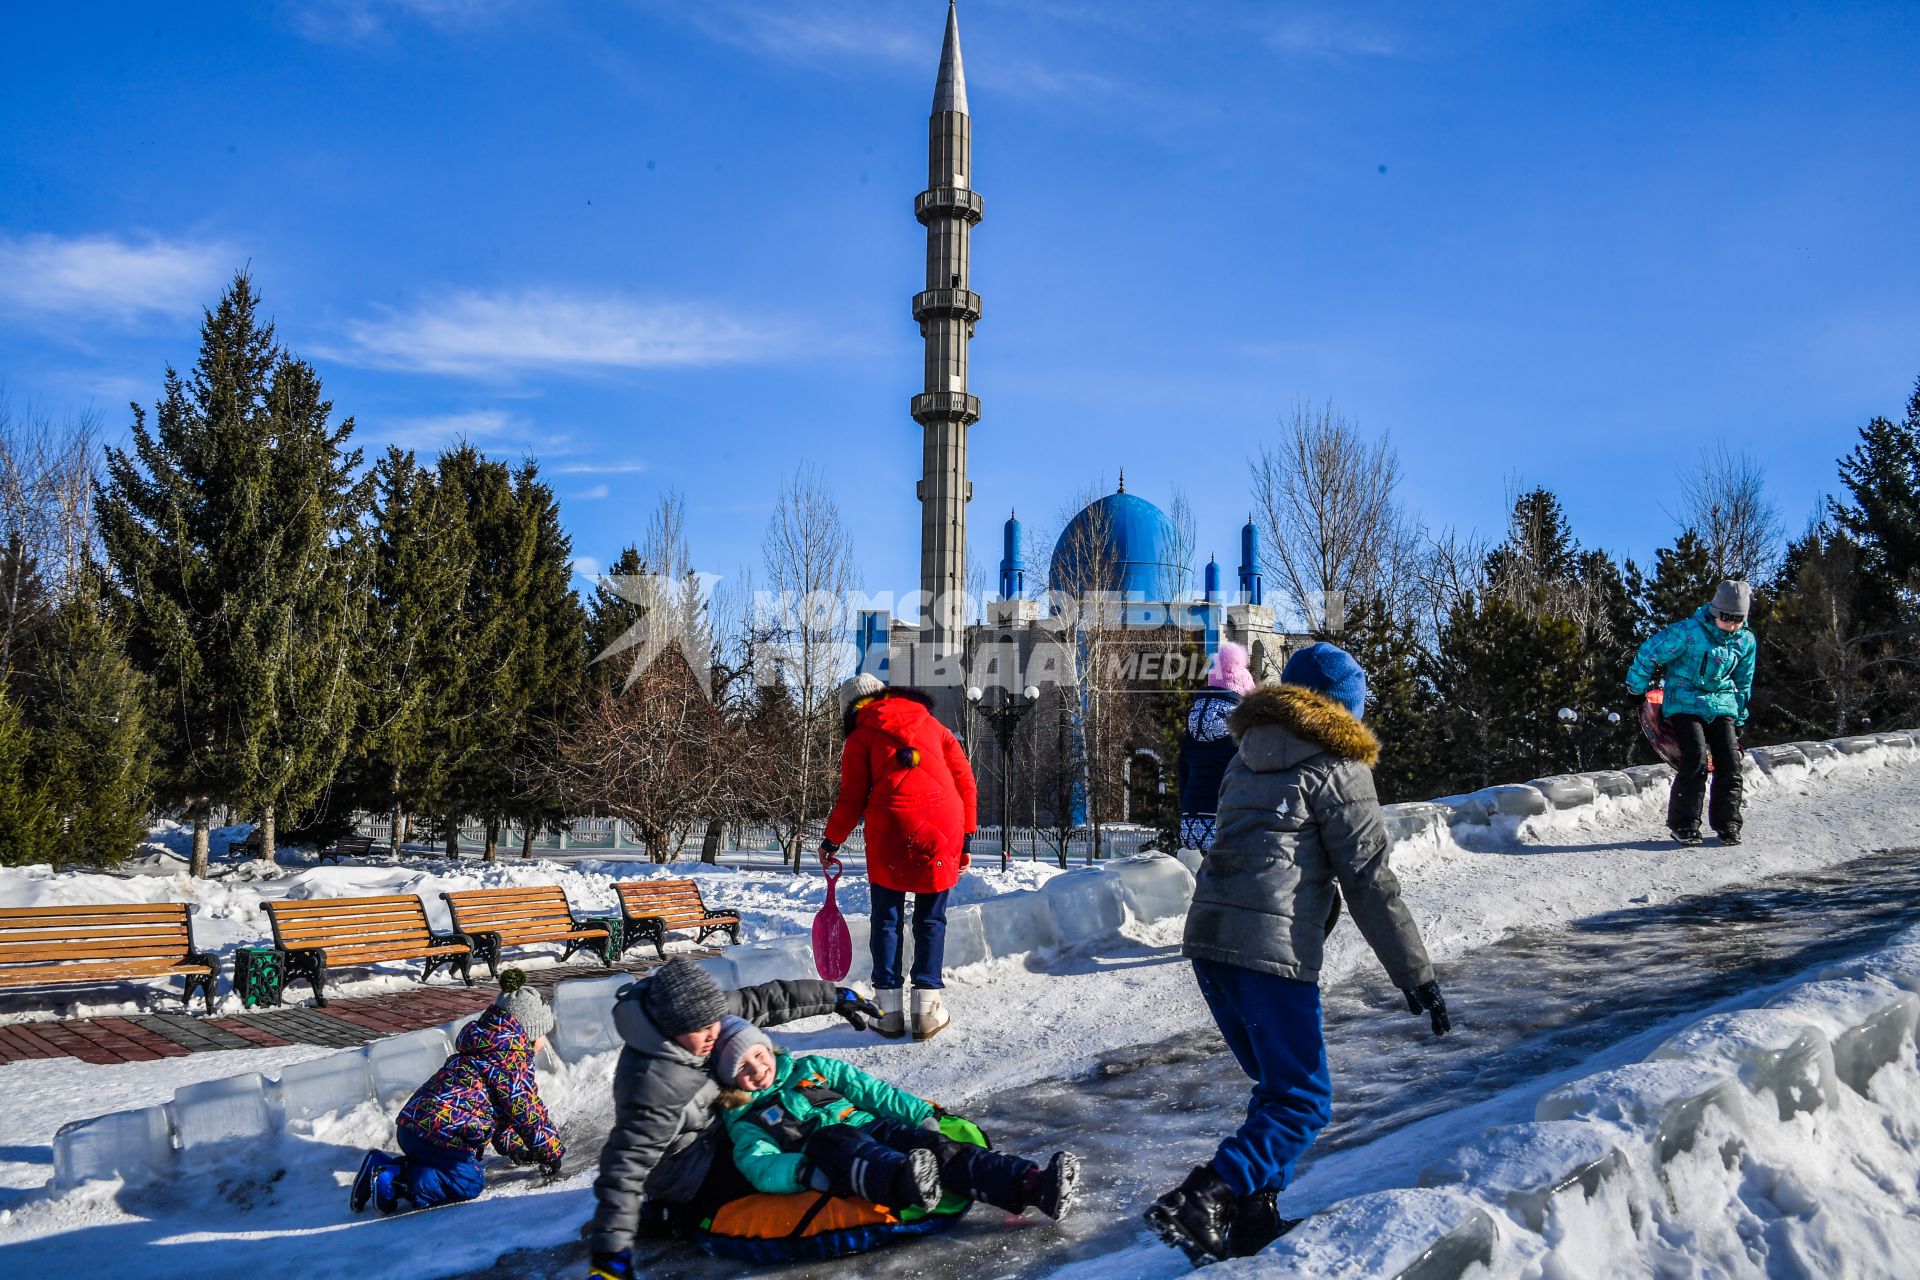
720,1053,935,1194
1626,604,1758,724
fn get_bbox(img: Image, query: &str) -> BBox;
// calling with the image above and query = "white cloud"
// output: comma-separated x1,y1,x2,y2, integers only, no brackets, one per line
0,232,230,323
570,554,602,580
550,461,648,475
575,483,611,500
331,289,790,376
1262,12,1400,58
287,0,519,44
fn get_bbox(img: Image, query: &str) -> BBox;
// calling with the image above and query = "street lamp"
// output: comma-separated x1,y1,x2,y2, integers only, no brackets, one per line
967,684,1042,870
1557,706,1624,771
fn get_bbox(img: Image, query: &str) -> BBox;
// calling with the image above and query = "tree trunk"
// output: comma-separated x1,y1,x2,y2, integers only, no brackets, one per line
260,804,278,866
445,816,459,860
388,804,404,858
484,818,499,862
190,803,211,879
521,826,535,858
701,818,723,865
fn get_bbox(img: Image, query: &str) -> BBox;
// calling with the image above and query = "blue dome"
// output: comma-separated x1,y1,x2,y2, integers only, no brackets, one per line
1048,489,1183,600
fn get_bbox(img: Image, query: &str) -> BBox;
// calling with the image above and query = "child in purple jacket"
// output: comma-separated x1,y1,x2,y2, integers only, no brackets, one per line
350,970,564,1213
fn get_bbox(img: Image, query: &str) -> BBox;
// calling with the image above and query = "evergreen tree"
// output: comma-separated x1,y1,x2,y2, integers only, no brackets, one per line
1428,594,1591,790
1832,376,1920,587
26,589,155,868
1332,603,1444,803
0,683,53,866
95,273,371,872
504,460,586,857
1484,488,1582,608
583,545,647,683
356,447,474,853
1643,528,1719,626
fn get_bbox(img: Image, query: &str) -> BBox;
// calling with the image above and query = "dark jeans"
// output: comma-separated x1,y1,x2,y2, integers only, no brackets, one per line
871,885,949,990
1192,958,1334,1198
846,1118,1039,1215
396,1127,488,1209
1666,713,1743,835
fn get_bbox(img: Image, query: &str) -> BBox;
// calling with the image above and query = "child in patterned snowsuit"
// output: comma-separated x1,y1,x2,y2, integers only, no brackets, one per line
350,971,563,1213
710,1017,1077,1220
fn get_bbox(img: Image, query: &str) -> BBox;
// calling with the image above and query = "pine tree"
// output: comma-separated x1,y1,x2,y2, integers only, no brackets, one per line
1643,528,1718,626
95,273,371,871
25,589,155,868
583,545,647,682
1832,376,1920,587
1484,488,1582,608
1429,594,1591,790
0,683,53,866
504,460,586,857
1331,603,1443,803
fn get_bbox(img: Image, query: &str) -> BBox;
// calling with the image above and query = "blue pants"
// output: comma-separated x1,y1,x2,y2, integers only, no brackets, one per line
397,1127,488,1209
1192,958,1333,1198
871,885,949,989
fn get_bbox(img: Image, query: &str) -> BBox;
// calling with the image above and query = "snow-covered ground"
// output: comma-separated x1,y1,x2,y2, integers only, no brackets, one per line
3,742,1919,1277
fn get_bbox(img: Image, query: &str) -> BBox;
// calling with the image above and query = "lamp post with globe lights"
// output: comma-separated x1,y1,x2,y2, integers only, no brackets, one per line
967,683,1042,869
1558,705,1624,771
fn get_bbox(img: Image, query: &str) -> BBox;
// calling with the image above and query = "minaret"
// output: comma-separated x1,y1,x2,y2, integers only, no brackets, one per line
911,0,981,655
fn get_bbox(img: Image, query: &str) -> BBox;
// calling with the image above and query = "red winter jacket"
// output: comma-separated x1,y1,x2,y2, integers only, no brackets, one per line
823,691,978,895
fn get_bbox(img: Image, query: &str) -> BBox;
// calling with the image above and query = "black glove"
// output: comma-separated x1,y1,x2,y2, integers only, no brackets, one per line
817,838,839,867
835,987,883,1031
539,1159,564,1181
1403,980,1451,1036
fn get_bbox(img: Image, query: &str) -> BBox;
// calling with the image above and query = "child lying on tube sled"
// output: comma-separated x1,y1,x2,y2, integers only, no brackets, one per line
711,1017,1078,1219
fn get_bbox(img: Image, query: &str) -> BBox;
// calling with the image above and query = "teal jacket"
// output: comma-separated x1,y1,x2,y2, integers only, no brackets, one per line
719,1052,935,1195
1626,604,1757,724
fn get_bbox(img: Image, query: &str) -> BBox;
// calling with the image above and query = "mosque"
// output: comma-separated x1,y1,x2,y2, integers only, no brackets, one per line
855,4,1308,830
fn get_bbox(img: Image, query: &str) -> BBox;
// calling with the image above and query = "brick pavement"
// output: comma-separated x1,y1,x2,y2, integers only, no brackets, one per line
0,952,695,1066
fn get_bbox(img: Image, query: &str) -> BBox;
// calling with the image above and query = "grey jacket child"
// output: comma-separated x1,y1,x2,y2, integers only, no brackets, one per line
1183,684,1434,991
589,977,843,1256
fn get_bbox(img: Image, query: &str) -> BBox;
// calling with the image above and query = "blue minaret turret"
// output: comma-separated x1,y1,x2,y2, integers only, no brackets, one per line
1203,555,1220,604
1238,516,1263,606
999,509,1024,599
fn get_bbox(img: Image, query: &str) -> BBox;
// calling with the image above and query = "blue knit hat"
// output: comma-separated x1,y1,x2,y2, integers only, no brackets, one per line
1280,642,1368,720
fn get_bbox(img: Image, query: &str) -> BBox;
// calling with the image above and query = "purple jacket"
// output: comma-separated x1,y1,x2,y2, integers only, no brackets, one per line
397,1004,563,1165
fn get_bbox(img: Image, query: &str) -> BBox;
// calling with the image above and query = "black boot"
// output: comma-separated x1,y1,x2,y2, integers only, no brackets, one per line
1228,1190,1302,1257
1717,828,1742,846
1145,1164,1238,1266
1023,1151,1079,1220
1671,827,1703,847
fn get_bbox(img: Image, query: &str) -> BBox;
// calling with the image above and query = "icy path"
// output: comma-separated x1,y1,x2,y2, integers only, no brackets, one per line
3,750,1918,1279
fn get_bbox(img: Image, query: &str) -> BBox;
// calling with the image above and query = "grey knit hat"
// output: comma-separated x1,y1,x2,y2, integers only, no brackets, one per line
836,672,886,720
711,1015,774,1087
494,969,554,1041
1711,580,1751,620
642,956,729,1039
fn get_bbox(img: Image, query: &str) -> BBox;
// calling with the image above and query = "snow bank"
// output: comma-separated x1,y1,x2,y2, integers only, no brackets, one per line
1239,929,1920,1277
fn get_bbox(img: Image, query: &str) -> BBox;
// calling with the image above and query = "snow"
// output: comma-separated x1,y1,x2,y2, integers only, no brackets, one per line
1,736,1918,1276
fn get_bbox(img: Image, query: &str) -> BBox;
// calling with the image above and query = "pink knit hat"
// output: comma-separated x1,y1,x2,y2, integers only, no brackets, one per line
1208,641,1256,695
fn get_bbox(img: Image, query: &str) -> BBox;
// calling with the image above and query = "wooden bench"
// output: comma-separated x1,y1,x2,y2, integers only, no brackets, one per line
263,895,472,1006
0,903,219,1012
615,879,740,960
316,834,376,865
440,886,619,978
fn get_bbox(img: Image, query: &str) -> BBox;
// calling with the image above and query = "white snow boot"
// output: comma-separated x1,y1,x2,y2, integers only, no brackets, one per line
874,987,907,1039
912,987,951,1041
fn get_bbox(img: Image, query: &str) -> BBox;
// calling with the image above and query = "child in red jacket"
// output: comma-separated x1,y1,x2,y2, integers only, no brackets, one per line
349,969,563,1214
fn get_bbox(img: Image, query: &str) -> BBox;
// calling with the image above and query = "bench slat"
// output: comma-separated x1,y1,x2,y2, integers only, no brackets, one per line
0,940,196,963
290,942,468,963
0,958,213,985
0,904,192,923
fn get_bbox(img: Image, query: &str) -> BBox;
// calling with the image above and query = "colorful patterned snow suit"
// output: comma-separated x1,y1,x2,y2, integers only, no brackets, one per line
397,1003,563,1168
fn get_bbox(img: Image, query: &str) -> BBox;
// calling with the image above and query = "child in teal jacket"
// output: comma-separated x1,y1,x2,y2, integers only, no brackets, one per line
710,1017,1077,1219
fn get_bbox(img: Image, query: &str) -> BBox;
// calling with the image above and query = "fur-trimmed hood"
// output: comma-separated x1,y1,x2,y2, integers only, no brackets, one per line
1228,683,1380,771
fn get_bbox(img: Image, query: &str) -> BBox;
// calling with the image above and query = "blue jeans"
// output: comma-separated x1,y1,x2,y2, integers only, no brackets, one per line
1192,958,1334,1198
397,1127,488,1209
870,885,948,989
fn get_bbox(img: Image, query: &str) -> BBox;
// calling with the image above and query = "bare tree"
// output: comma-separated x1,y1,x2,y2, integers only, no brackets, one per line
1042,487,1128,862
759,468,858,869
1167,486,1198,603
1252,403,1412,632
0,397,101,676
1677,444,1782,583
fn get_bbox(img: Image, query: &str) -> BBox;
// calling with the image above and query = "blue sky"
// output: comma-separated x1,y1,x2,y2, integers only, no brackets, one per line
3,0,1916,606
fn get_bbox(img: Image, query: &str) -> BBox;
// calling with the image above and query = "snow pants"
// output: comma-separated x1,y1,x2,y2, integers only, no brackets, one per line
396,1127,487,1209
819,1118,1038,1214
1192,958,1333,1198
871,885,949,990
1666,713,1743,836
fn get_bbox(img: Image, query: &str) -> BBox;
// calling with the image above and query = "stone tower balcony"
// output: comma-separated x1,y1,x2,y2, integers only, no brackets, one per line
912,287,983,331
915,186,985,226
910,390,982,425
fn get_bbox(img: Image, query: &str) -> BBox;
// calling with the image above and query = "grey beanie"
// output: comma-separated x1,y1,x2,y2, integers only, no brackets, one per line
837,672,886,720
711,1015,774,1087
1711,580,1751,619
494,969,555,1041
642,956,729,1039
